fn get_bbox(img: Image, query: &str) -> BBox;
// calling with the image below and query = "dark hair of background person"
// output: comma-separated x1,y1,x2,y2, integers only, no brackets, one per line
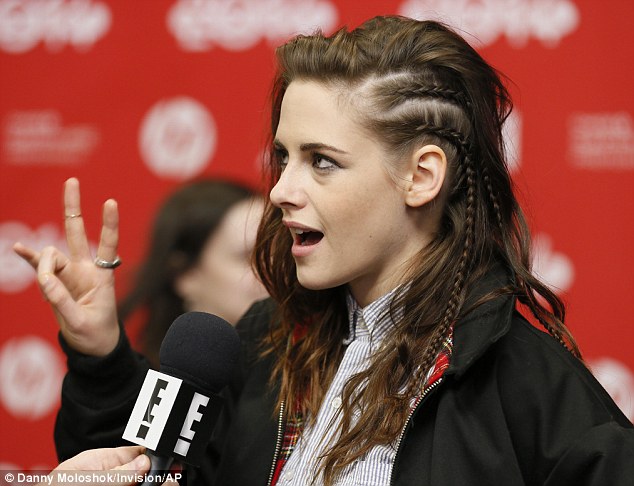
118,179,255,366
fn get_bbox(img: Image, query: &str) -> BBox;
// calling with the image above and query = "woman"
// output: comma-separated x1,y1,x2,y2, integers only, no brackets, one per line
16,16,633,486
118,179,268,366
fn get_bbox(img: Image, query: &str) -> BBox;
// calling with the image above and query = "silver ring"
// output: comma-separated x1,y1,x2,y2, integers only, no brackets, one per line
94,256,122,269
65,213,82,219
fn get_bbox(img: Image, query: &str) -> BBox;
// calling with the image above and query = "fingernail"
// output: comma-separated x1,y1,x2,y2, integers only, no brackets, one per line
38,273,52,288
132,454,149,471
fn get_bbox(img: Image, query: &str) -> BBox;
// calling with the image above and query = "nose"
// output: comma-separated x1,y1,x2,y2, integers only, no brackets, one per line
269,163,306,209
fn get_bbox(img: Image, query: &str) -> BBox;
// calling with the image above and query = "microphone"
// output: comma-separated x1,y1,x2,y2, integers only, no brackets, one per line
122,311,241,484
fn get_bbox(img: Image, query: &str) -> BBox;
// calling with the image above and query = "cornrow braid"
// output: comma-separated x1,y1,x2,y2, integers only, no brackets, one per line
394,84,472,111
522,289,568,346
481,166,504,233
482,154,575,354
408,120,477,391
410,120,474,194
260,16,583,486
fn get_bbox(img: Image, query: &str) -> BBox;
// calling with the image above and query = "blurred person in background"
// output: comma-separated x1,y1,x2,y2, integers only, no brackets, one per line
117,179,268,366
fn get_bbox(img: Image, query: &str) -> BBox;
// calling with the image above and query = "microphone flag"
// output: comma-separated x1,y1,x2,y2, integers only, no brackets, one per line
122,369,223,466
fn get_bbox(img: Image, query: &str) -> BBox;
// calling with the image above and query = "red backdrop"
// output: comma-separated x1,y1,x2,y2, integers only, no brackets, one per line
1,0,633,472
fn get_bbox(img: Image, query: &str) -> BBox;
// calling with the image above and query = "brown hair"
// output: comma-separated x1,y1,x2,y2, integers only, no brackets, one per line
118,179,254,366
254,15,580,484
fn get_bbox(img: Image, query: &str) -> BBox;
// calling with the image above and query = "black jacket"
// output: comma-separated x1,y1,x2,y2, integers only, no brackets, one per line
55,275,634,485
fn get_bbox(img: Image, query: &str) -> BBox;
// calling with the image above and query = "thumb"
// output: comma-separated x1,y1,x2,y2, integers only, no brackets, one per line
38,272,75,317
113,452,150,473
108,454,150,485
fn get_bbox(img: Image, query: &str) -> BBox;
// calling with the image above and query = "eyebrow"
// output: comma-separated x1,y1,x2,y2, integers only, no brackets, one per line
273,139,349,155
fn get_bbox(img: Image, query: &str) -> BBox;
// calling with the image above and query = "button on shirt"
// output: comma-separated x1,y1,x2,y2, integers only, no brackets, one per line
278,288,402,486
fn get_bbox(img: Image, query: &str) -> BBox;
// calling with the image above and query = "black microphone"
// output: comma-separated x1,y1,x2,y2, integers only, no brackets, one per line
122,311,241,484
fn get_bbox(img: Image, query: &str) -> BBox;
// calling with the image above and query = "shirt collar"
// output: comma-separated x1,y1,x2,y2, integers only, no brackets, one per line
344,286,404,344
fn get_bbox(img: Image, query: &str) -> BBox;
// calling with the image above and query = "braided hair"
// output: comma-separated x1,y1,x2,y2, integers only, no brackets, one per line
254,15,579,485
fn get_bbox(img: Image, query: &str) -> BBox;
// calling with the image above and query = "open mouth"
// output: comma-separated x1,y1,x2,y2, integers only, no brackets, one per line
294,229,324,246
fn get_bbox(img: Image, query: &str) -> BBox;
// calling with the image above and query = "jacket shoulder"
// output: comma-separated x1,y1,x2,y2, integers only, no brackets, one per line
494,312,630,425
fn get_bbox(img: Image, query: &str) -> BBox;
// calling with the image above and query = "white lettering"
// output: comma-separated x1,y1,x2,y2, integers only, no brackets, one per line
399,0,579,48
174,392,209,456
167,0,338,52
568,112,634,169
18,473,52,484
2,110,101,167
0,0,111,53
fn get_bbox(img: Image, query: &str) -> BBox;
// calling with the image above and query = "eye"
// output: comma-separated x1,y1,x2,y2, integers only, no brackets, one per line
273,147,288,171
312,153,338,171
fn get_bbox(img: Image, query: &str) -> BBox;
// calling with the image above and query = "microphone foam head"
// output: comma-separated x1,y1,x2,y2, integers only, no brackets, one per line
159,312,241,395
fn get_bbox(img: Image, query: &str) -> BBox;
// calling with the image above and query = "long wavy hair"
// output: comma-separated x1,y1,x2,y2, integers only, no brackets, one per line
254,15,580,485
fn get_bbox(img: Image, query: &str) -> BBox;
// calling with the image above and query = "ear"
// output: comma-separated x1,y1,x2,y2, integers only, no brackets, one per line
174,267,199,301
404,144,447,208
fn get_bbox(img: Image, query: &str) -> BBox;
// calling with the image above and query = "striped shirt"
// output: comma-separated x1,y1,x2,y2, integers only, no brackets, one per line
276,288,402,486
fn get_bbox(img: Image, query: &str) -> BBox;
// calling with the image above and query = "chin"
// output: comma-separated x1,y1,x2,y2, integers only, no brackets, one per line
296,270,344,292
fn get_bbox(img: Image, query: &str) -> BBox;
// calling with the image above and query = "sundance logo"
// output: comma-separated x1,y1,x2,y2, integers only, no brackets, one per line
0,221,95,294
590,357,634,422
0,0,111,54
399,0,579,47
167,0,338,51
532,233,574,294
0,336,65,419
503,109,522,173
139,97,216,180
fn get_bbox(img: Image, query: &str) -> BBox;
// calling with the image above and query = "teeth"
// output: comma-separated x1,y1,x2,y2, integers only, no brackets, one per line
294,229,305,235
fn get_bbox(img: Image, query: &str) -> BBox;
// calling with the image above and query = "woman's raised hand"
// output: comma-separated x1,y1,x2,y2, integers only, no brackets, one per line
13,178,121,356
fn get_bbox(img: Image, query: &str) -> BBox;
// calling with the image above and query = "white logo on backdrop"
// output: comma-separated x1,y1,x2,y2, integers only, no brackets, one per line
139,97,217,180
568,112,634,169
167,0,338,51
399,0,579,47
0,222,63,294
590,357,634,422
532,233,574,293
0,0,111,54
503,110,522,173
2,111,100,166
0,336,65,419
0,221,96,294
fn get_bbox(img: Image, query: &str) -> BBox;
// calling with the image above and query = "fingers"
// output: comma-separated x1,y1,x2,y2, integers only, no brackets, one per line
13,242,40,270
64,177,91,259
96,199,120,264
113,452,150,473
37,246,76,319
106,446,149,471
108,449,151,486
51,447,150,486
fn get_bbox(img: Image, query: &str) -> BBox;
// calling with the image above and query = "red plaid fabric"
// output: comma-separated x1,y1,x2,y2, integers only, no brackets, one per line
270,330,454,485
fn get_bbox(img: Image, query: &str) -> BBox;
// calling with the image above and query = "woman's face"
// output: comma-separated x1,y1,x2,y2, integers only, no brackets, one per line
270,80,429,306
175,198,268,324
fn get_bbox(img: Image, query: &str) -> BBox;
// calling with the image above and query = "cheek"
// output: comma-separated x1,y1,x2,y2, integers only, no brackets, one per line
326,191,397,242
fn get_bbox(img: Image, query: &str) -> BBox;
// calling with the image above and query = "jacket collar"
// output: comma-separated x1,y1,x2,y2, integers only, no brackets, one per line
446,266,516,378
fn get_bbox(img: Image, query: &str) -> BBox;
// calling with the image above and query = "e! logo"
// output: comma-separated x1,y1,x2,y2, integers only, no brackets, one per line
174,392,209,456
137,378,168,439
